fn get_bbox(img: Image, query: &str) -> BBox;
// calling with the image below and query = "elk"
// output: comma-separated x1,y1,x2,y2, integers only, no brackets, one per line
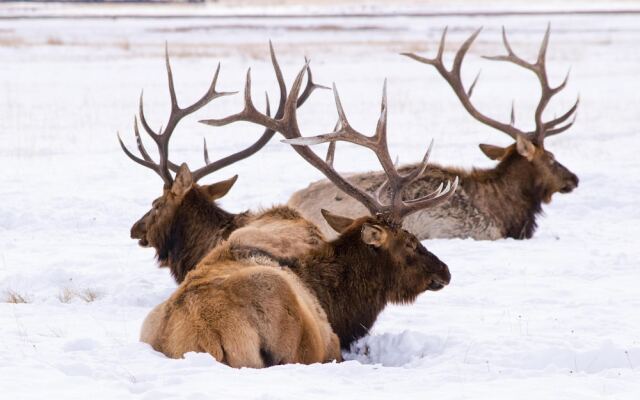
287,26,579,240
119,44,325,283
140,237,342,367
200,58,457,348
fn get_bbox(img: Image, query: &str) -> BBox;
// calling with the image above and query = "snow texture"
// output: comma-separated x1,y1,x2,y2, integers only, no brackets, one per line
1,2,639,399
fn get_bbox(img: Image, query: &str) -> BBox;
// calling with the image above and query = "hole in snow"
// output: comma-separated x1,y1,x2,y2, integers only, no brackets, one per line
343,331,446,367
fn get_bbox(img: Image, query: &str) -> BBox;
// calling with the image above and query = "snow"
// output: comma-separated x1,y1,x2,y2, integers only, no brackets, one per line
1,3,640,399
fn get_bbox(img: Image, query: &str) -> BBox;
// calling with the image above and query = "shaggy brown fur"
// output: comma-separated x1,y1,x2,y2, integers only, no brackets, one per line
140,242,341,368
289,138,578,240
281,213,452,348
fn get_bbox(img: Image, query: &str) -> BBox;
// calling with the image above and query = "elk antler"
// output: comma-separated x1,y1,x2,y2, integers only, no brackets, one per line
402,25,578,146
284,80,458,223
118,44,234,188
118,43,326,188
201,49,457,224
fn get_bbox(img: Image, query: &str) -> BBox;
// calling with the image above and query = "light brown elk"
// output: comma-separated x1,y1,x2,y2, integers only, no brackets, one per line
119,44,325,283
140,237,342,367
201,60,456,348
287,26,579,240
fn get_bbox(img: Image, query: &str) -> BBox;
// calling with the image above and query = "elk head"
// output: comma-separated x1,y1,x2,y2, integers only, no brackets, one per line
119,43,325,280
202,61,457,302
323,210,451,298
403,25,579,204
129,165,238,248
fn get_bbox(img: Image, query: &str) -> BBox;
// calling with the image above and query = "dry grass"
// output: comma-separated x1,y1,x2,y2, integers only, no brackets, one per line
4,290,30,304
78,288,100,303
46,37,64,46
117,39,131,51
57,287,75,303
0,36,26,48
56,287,101,303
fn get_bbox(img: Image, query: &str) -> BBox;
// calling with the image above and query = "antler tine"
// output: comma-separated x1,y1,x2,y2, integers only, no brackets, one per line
544,96,579,130
298,56,330,107
325,120,340,167
138,91,159,139
401,138,434,183
203,137,211,165
537,23,551,66
545,112,577,137
468,70,481,97
165,43,179,112
397,177,459,220
452,27,483,75
118,131,158,171
133,116,154,163
510,101,516,126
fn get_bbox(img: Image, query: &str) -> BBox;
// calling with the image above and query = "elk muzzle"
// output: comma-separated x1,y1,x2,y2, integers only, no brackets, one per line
130,217,149,247
425,252,451,291
560,172,579,194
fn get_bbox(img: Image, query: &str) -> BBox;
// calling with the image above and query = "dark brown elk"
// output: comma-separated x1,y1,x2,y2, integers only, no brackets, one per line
119,44,325,283
201,60,457,348
287,26,579,240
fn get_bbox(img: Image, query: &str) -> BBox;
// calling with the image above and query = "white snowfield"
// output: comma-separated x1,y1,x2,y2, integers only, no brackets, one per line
1,2,639,399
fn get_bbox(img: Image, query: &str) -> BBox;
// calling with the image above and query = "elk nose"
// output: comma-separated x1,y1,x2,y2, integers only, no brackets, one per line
130,221,144,239
428,262,451,291
571,174,579,188
437,263,451,286
561,174,579,193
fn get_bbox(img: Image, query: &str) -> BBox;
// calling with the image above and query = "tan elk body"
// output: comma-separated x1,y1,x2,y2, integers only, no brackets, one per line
289,27,579,240
140,236,340,367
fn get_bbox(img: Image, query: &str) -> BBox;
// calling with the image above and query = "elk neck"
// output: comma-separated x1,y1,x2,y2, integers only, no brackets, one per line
465,150,545,239
161,188,248,283
290,227,398,349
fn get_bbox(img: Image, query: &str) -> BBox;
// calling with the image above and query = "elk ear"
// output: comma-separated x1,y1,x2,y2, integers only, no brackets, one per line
171,163,193,196
321,209,354,234
479,143,508,160
361,223,388,248
515,135,537,161
204,175,238,201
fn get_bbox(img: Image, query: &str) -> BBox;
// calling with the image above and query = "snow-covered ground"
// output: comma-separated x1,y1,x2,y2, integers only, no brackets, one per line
1,3,640,399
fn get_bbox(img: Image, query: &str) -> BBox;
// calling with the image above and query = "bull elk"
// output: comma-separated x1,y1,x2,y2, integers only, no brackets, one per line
201,58,457,348
119,44,325,283
287,26,579,240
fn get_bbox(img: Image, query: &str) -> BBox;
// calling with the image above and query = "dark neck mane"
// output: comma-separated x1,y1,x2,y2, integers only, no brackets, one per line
467,150,545,239
290,228,395,349
159,189,243,283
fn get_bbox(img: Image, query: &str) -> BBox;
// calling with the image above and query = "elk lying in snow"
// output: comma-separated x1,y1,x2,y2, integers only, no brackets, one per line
140,236,341,367
119,44,324,283
200,60,456,349
287,26,579,240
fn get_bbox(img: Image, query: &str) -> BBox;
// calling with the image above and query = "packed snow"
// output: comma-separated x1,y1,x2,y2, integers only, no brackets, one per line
1,2,639,399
